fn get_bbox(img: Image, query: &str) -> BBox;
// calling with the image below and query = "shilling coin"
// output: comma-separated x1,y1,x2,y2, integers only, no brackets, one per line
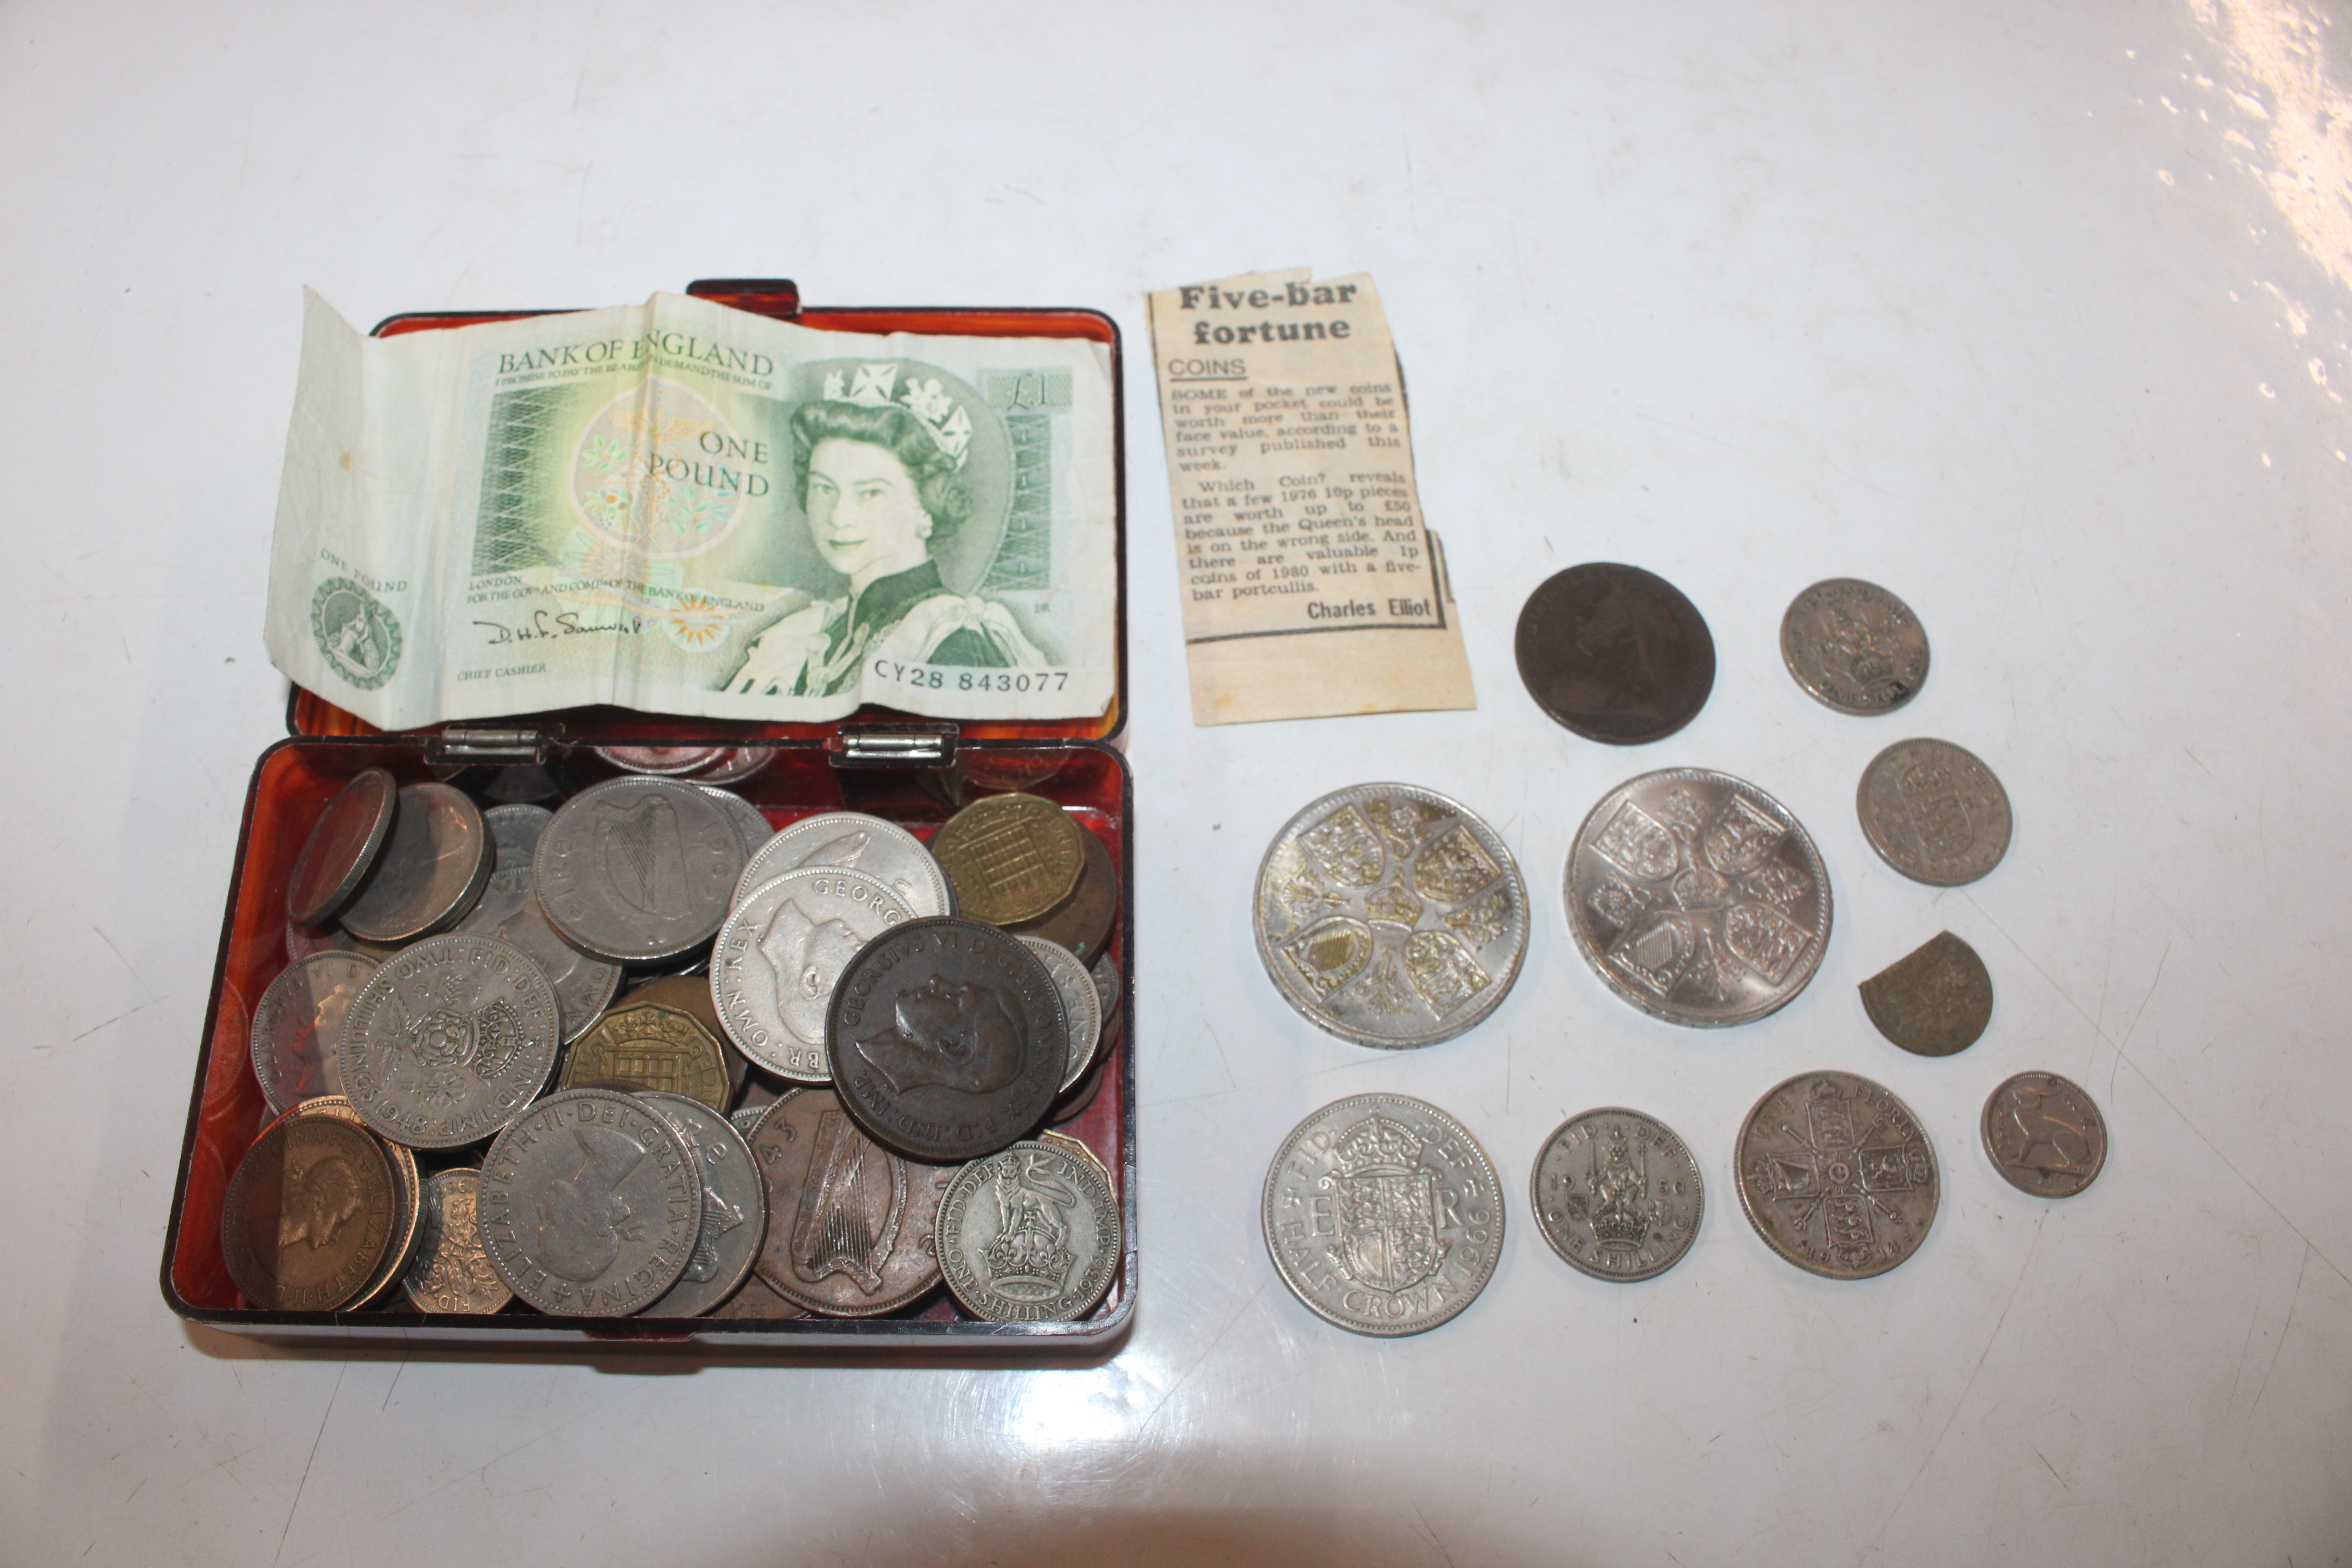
454,804,622,1045
827,916,1067,1162
1005,827,1119,962
1514,563,1715,744
734,810,954,916
1262,1094,1504,1336
339,933,563,1150
559,998,733,1112
534,777,748,963
1017,935,1102,1091
283,1095,423,1307
929,794,1085,926
1566,769,1830,1027
714,867,918,1083
477,1088,702,1315
938,1136,1122,1322
341,783,494,944
639,1093,768,1317
401,1168,512,1313
1858,739,2014,886
1780,578,1929,714
1982,1072,2107,1198
249,951,377,1111
1737,1071,1938,1279
287,768,399,927
697,786,771,854
220,1114,399,1312
1859,931,1993,1057
1531,1109,1703,1282
749,1086,958,1316
1254,783,1529,1049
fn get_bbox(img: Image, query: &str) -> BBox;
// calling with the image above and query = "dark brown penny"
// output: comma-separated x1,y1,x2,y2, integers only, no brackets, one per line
559,999,732,1112
220,1114,399,1312
1005,828,1119,962
1514,564,1715,744
1859,931,1993,1057
341,783,493,943
287,768,399,927
929,794,1085,926
749,1087,958,1316
826,916,1067,1162
284,1096,423,1308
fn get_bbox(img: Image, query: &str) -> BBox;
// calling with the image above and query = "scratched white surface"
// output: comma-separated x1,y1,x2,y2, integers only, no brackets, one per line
4,2,2351,1563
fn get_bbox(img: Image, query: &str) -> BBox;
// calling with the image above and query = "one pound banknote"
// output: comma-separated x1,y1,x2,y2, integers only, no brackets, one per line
267,290,1118,731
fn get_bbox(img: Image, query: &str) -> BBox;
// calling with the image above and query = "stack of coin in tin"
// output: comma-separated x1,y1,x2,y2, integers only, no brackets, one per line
225,758,1123,1326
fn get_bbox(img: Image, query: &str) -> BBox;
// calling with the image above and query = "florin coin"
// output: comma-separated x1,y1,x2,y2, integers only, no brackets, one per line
639,1092,767,1317
938,1136,1121,1322
1857,739,2014,886
1779,578,1929,714
697,786,772,854
714,866,918,1082
454,804,622,1044
1859,931,1993,1057
735,810,954,917
1261,1094,1504,1336
1254,783,1529,1049
1530,1109,1703,1282
477,1088,701,1315
535,777,748,963
749,1087,958,1316
1982,1072,2107,1198
826,916,1067,1162
1017,935,1101,1091
559,997,732,1112
249,951,377,1111
400,1168,512,1314
1005,826,1119,962
341,783,494,943
929,794,1085,926
1565,769,1831,1027
339,933,563,1150
287,767,398,927
1514,563,1715,744
1736,1071,1938,1279
220,1115,399,1312
285,1095,423,1307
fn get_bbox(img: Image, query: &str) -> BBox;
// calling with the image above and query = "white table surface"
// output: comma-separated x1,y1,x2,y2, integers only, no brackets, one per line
7,2,2351,1562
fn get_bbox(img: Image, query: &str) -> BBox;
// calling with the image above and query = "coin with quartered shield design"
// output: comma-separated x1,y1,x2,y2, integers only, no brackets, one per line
1254,784,1528,1049
1857,739,2013,886
1737,1071,1938,1279
1531,1108,1704,1282
535,777,747,963
338,933,563,1150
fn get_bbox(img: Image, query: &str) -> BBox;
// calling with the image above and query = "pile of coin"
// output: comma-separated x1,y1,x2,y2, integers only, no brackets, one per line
225,762,1124,1325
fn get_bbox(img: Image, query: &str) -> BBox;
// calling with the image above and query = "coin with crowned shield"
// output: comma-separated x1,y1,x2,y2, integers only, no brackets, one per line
1737,1071,1938,1279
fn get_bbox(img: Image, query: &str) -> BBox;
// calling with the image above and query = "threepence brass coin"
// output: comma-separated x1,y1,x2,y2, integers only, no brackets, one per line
1531,1108,1703,1283
735,810,955,917
1737,1071,1937,1279
1982,1072,2107,1198
1565,768,1830,1027
1779,578,1929,715
826,916,1067,1163
1859,931,1993,1057
640,1092,767,1317
339,933,563,1150
622,973,749,1096
534,777,748,963
477,1088,701,1315
220,1114,399,1312
1514,563,1715,744
1262,1094,1503,1337
928,793,1085,926
400,1168,511,1314
1254,783,1529,1049
287,767,399,927
1005,826,1119,962
938,1136,1121,1323
454,804,622,1045
560,997,733,1112
750,1087,958,1316
713,866,917,1083
286,1095,423,1307
249,951,377,1112
1857,739,2013,886
1017,935,1102,1091
341,782,494,944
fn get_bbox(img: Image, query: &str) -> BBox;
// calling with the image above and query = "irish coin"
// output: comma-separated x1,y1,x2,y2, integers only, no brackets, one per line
1566,769,1830,1027
400,1168,512,1314
341,782,493,943
1737,1071,1938,1279
735,810,954,917
1858,739,2013,886
559,997,733,1112
249,951,377,1111
287,767,398,927
697,786,771,853
1255,783,1529,1049
220,1114,399,1312
714,866,917,1082
1514,563,1715,744
285,1095,423,1307
1262,1094,1504,1337
827,916,1067,1162
1982,1072,2107,1198
1859,931,1993,1057
454,804,622,1044
1780,578,1929,714
1017,935,1102,1091
939,1136,1122,1322
640,1093,767,1317
750,1087,958,1316
535,777,747,963
477,1088,701,1315
929,794,1085,926
339,933,563,1150
1005,827,1119,962
1531,1109,1703,1282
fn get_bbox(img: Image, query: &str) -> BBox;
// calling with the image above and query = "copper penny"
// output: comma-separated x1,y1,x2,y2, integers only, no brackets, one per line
1514,563,1715,744
220,1114,400,1312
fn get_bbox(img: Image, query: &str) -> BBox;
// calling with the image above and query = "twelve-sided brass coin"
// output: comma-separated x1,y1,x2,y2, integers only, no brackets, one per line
1982,1072,2107,1198
1514,563,1715,744
1737,1071,1937,1279
221,1115,400,1312
929,793,1085,926
1531,1108,1703,1282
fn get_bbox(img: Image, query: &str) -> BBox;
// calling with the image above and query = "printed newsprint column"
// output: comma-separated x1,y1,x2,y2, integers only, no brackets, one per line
1147,269,1475,725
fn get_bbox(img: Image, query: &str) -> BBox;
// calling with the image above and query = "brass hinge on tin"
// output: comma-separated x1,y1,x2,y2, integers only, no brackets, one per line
426,724,556,767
